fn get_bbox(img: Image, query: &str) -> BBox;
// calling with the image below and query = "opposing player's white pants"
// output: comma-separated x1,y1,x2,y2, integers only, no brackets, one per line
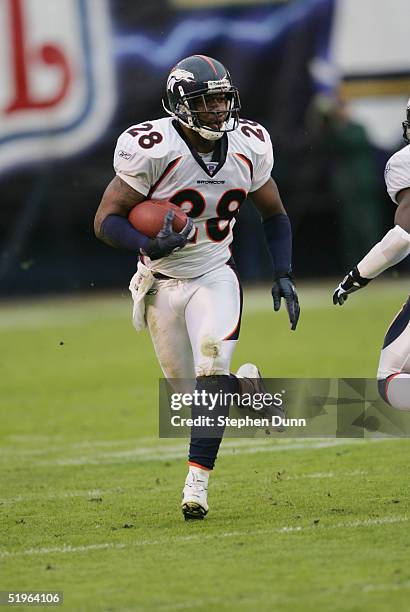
144,264,242,378
377,295,410,410
377,296,410,379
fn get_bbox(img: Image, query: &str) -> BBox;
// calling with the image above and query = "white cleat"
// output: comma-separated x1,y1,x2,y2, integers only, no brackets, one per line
235,363,286,432
181,470,209,520
236,363,265,388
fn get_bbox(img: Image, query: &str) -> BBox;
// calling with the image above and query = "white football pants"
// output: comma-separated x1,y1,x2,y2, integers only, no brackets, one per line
377,296,410,379
145,264,242,378
377,295,410,410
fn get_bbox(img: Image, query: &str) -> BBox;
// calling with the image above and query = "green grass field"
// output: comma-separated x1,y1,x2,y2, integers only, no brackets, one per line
1,280,410,611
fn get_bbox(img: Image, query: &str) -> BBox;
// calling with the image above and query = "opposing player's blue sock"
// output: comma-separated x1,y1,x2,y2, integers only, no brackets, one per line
188,374,239,469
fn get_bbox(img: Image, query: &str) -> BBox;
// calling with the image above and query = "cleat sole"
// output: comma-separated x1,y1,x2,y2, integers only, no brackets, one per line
182,502,207,520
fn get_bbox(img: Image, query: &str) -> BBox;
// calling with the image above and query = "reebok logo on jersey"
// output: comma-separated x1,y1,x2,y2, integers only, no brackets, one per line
118,150,135,161
197,179,225,184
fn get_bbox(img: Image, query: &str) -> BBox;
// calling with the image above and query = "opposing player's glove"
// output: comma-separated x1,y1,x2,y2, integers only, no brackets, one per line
141,211,194,261
271,272,300,331
333,266,371,305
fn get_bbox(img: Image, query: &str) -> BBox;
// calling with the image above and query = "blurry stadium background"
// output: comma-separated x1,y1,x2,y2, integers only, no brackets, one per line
1,0,409,296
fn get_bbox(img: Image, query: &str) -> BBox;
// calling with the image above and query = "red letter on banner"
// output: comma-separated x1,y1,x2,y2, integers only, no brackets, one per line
5,0,72,113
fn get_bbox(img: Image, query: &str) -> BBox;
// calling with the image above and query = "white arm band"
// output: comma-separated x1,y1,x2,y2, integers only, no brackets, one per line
357,225,410,279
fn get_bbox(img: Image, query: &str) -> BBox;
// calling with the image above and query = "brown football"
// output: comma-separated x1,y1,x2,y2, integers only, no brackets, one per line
128,199,188,239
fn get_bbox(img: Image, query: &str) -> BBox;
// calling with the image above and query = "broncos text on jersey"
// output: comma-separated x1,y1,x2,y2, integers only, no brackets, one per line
114,117,273,278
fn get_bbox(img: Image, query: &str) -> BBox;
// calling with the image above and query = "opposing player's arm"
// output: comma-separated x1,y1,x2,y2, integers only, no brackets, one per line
333,186,410,306
250,178,300,331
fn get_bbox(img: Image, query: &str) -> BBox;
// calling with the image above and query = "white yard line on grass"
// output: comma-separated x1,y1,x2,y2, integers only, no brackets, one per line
362,580,410,592
0,436,336,457
31,438,386,467
155,579,410,611
0,469,368,505
281,469,368,480
155,580,410,610
0,488,126,505
0,515,407,558
0,438,386,466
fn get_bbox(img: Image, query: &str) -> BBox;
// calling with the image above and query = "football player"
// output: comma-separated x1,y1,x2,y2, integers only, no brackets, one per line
94,55,300,519
333,98,410,411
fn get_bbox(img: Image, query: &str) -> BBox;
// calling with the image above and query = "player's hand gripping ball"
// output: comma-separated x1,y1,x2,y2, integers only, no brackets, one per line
128,199,188,238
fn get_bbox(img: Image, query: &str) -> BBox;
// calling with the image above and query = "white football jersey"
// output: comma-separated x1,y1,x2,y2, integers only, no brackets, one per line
114,117,273,278
384,144,410,204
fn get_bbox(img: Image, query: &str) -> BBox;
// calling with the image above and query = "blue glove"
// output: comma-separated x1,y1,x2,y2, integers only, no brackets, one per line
142,211,193,261
271,273,300,331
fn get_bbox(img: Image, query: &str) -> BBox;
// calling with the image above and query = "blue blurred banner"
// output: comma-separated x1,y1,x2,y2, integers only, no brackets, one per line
0,0,346,294
0,0,335,177
113,0,336,150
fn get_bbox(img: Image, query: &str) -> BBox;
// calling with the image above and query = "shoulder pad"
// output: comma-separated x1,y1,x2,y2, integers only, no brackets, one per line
387,144,410,168
384,144,410,204
116,118,176,160
233,118,273,156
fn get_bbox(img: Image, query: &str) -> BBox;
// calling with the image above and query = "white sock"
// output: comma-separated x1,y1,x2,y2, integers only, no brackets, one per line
189,465,210,481
386,373,410,411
